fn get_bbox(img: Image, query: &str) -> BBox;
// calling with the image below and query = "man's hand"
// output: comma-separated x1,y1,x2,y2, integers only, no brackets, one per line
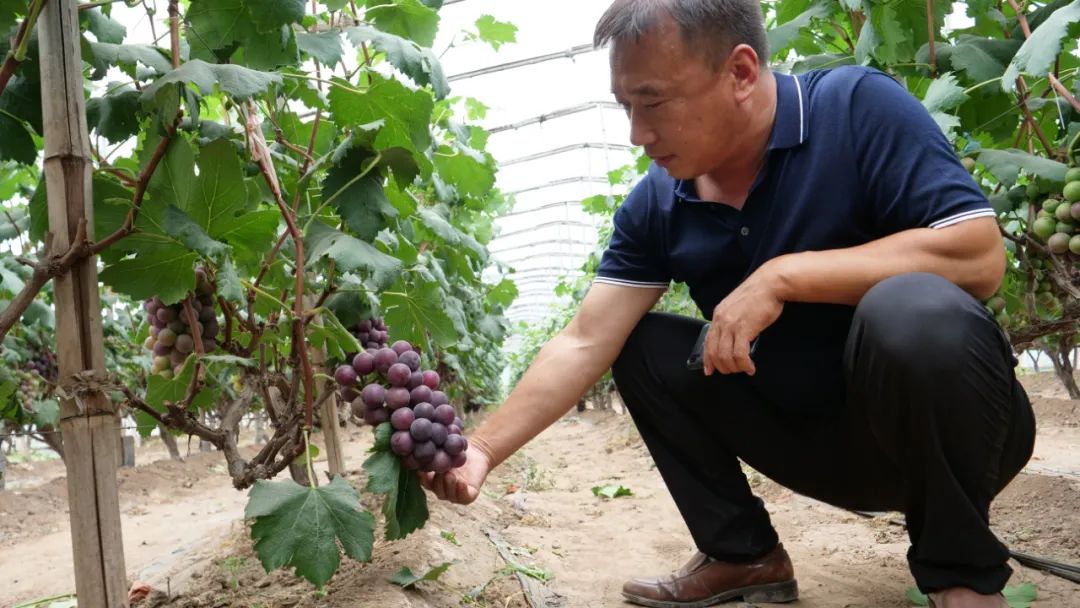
703,266,785,376
417,443,492,505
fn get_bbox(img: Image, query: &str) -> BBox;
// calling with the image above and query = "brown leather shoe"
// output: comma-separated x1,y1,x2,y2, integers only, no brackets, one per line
622,544,798,607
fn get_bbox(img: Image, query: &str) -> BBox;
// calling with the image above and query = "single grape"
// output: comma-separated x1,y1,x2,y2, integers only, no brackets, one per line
157,328,177,346
199,306,215,322
153,342,171,357
430,422,448,446
374,348,398,375
454,416,464,430
159,369,174,380
448,424,462,436
358,319,373,332
198,294,214,307
202,321,220,339
202,338,216,353
433,404,456,426
410,417,433,442
402,454,421,470
362,383,386,408
170,350,186,366
168,320,186,334
391,407,415,431
391,340,413,355
413,439,436,462
143,299,155,313
350,397,366,418
150,325,161,337
410,385,433,406
422,370,440,390
387,363,411,387
386,387,411,409
175,334,194,354
156,307,177,323
352,351,376,376
365,406,389,426
431,450,452,473
335,365,358,387
143,336,156,350
444,434,466,456
391,431,414,456
413,402,436,421
450,451,467,468
430,391,449,407
407,370,423,390
152,356,170,372
356,331,370,344
366,341,381,350
398,350,421,372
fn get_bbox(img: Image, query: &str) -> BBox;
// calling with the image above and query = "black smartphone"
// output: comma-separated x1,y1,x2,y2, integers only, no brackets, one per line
686,322,710,371
685,322,760,372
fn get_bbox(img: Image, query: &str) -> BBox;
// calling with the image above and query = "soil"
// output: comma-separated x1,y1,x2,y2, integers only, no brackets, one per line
1,373,1078,608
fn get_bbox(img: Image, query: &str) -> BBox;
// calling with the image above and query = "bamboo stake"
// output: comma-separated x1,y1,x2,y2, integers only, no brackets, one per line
37,0,127,606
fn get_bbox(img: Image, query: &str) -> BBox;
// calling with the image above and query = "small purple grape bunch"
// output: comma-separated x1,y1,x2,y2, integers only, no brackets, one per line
334,339,467,472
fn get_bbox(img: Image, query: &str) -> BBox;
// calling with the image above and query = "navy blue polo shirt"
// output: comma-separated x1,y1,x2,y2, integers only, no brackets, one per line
595,65,994,414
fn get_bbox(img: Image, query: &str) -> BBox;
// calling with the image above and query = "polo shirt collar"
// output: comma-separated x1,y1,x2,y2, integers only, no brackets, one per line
767,72,809,150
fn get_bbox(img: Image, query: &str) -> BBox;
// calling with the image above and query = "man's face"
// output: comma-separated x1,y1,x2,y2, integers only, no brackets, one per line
609,17,745,179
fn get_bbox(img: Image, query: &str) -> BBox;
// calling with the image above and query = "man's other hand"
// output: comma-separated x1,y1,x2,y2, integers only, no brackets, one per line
417,443,492,505
704,267,785,376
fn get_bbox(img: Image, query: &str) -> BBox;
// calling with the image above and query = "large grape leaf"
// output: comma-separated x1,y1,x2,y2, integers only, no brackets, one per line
364,0,439,47
183,140,247,236
322,146,396,241
0,57,43,134
296,31,344,67
327,74,433,156
362,445,429,540
472,15,517,50
245,476,375,588
99,246,199,304
146,134,197,210
163,205,229,258
381,277,459,349
247,0,306,33
345,25,449,99
141,60,282,112
977,148,1070,187
945,36,1021,83
414,206,486,260
86,88,143,145
84,8,126,44
1002,0,1080,91
86,42,172,78
433,144,495,198
306,220,403,290
767,3,831,55
486,278,518,309
921,73,968,135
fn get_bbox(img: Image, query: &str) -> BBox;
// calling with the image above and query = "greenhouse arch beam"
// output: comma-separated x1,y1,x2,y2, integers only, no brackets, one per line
508,176,609,195
448,44,597,81
490,239,595,254
496,220,595,240
489,101,622,133
502,143,633,166
498,200,588,218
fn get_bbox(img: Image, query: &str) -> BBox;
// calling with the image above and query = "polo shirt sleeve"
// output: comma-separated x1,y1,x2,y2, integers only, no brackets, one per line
594,176,670,289
850,72,995,232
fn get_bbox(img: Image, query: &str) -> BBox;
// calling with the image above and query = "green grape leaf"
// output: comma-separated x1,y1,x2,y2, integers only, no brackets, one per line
84,8,126,44
364,0,440,47
0,113,36,165
296,31,344,67
247,0,306,33
433,144,494,197
414,206,486,260
767,3,830,55
472,15,517,50
141,60,282,111
591,484,633,499
245,476,375,588
362,449,428,539
345,25,449,99
306,220,403,290
217,255,245,302
1002,1,1080,92
86,88,142,144
32,400,60,429
0,59,43,134
87,42,172,77
389,562,453,588
327,74,433,155
163,205,230,258
322,146,396,241
100,246,199,305
0,0,21,34
946,36,1021,83
977,148,1069,187
146,133,197,211
486,278,518,309
382,277,459,348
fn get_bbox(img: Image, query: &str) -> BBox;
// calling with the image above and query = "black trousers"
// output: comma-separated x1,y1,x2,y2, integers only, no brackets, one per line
610,273,1036,594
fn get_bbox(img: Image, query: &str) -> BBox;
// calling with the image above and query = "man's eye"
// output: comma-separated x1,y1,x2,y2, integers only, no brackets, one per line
645,100,665,110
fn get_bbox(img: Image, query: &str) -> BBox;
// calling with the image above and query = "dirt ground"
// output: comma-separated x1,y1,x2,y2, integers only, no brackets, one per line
1,372,1078,608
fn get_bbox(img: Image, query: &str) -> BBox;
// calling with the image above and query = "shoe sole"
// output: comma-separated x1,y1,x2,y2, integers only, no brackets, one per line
622,579,799,607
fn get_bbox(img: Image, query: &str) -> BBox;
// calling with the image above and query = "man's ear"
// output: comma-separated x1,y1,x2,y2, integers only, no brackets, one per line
726,44,761,102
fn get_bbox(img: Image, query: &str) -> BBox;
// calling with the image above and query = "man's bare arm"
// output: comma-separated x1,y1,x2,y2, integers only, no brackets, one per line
469,281,665,468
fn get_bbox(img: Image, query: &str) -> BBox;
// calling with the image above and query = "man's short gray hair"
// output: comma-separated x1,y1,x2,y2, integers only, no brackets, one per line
593,0,770,68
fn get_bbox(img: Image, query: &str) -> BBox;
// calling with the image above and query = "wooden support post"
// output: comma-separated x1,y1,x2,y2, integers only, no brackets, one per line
38,1,128,606
307,296,344,477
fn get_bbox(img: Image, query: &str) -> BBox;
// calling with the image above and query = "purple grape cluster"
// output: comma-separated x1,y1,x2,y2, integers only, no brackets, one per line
24,350,56,381
142,269,220,378
346,317,390,352
335,339,469,473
